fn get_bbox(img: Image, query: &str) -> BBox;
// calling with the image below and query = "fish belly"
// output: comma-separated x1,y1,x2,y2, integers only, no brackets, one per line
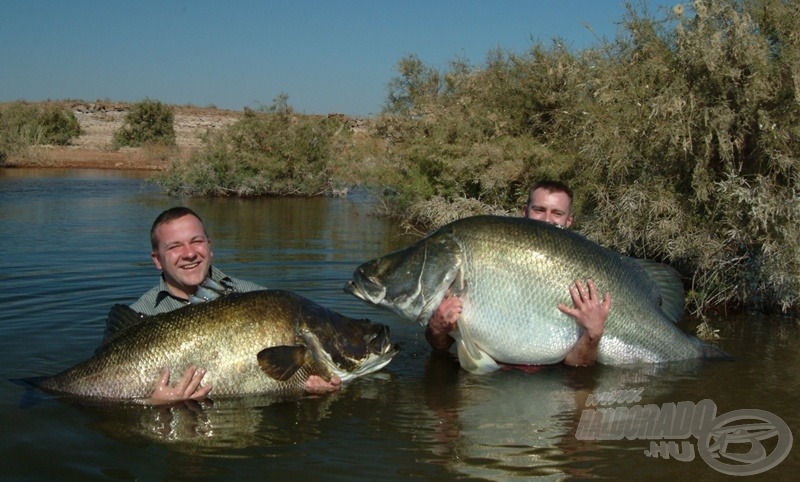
461,285,581,365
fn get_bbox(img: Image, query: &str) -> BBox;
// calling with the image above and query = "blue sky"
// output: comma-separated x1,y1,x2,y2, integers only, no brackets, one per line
1,1,674,116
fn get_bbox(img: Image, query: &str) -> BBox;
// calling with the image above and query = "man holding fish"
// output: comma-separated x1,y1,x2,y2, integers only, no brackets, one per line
425,181,612,367
114,207,343,404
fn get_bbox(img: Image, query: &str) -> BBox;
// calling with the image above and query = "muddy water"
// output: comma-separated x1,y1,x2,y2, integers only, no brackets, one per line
1,169,796,480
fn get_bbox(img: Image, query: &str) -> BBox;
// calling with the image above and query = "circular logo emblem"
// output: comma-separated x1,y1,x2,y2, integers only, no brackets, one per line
697,409,793,476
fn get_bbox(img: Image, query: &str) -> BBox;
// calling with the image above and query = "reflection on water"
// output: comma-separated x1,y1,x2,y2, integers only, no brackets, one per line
1,169,798,480
80,393,341,454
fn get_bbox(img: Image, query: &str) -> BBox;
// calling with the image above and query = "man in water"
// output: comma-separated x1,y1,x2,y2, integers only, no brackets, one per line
110,207,342,404
426,181,612,366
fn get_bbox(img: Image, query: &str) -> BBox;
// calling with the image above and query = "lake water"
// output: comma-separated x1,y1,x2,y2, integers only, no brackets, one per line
1,169,797,481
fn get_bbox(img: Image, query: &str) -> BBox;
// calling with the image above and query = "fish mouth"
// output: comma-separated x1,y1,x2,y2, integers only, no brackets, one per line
343,277,386,305
341,323,399,380
364,323,399,357
304,315,399,382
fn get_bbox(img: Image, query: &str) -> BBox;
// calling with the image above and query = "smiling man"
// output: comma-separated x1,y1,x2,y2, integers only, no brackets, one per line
131,208,264,315
107,207,342,404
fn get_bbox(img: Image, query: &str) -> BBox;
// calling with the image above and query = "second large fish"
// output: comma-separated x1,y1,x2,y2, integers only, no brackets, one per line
345,215,727,372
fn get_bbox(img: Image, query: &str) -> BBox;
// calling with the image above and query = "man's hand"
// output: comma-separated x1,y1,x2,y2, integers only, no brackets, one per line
559,279,611,367
558,279,610,338
425,292,462,351
147,365,212,405
147,368,343,402
305,375,342,394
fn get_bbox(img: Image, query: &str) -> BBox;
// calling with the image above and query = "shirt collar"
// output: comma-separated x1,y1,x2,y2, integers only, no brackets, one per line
153,266,233,307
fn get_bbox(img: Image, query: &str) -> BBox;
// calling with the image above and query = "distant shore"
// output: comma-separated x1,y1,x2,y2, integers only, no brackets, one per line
4,101,243,170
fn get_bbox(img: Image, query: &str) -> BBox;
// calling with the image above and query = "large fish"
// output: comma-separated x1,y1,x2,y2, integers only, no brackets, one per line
35,290,398,400
345,215,727,373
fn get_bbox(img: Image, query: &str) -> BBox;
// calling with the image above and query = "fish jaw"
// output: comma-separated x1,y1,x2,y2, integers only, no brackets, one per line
346,231,464,323
300,327,399,384
296,303,400,383
340,321,399,381
326,347,398,383
344,267,421,320
345,270,444,323
344,276,386,305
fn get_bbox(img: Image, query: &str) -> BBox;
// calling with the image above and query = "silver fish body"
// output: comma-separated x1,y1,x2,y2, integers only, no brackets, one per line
37,290,398,400
345,215,727,371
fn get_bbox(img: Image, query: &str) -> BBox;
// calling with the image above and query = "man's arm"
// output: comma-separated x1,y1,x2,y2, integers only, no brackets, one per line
425,293,462,351
559,279,611,367
146,368,342,404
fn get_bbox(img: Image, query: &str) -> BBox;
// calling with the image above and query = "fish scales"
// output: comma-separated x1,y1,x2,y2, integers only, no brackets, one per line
452,217,688,363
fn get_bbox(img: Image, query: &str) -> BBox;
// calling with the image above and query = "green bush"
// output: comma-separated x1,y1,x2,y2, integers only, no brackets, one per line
0,104,29,163
571,0,800,315
36,104,82,145
0,101,82,163
371,46,585,227
113,99,175,147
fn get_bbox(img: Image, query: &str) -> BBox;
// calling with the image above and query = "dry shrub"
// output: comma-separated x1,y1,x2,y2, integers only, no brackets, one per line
157,96,348,197
114,99,175,147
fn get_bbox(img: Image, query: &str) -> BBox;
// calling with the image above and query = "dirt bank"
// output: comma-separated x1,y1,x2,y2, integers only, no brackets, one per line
5,101,243,170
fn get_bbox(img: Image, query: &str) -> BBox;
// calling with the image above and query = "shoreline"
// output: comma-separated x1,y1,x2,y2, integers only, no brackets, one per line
3,100,243,170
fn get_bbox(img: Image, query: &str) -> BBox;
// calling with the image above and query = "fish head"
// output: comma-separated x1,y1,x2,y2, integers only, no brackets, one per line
296,302,399,382
345,231,463,324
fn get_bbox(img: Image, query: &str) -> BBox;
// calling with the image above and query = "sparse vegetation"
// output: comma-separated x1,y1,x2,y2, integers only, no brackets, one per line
113,99,175,147
155,94,350,196
0,101,81,163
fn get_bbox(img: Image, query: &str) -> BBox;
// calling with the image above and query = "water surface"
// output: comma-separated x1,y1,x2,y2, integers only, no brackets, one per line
1,169,796,480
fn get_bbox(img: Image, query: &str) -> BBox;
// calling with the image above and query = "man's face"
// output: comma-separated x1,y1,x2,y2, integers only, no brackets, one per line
524,188,574,228
150,214,213,299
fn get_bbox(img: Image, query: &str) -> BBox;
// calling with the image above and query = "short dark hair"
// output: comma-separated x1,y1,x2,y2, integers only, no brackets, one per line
150,207,206,250
526,180,574,206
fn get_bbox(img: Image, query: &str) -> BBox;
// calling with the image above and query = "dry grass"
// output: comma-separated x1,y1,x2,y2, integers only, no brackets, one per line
4,100,242,169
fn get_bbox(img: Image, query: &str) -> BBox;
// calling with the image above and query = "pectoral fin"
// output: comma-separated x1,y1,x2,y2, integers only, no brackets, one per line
451,323,500,374
257,345,307,381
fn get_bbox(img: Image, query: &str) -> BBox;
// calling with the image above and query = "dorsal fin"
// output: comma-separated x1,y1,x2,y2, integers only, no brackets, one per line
626,257,685,323
257,345,307,381
101,304,146,345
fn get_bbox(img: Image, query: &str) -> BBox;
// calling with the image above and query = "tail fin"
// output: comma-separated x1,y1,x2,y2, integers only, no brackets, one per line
695,339,734,361
10,377,52,409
